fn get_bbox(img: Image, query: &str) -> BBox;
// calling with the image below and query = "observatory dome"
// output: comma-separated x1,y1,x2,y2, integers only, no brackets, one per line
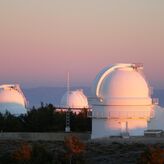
92,63,152,105
60,89,88,108
0,84,27,115
91,63,156,139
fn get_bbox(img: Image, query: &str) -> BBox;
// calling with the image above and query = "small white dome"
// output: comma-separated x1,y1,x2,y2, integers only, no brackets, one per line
0,84,27,115
60,89,88,108
92,63,152,105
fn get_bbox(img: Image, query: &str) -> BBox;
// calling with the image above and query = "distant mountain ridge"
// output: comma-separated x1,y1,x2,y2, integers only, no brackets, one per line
23,87,90,108
23,87,164,108
152,89,164,107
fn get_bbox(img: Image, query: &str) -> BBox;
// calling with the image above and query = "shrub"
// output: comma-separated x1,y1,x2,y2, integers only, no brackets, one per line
64,135,86,164
138,145,164,164
30,144,53,164
12,143,32,161
5,143,53,164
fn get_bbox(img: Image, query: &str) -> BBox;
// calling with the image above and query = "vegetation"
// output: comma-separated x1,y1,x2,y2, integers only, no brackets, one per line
64,135,86,164
12,143,32,161
0,136,86,164
0,143,54,164
0,103,91,132
138,145,164,164
2,140,164,164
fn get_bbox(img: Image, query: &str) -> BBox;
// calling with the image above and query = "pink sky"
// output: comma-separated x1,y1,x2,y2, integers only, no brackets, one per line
0,0,164,88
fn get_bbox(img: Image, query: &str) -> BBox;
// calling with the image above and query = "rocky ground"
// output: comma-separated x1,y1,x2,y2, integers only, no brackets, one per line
85,141,147,164
0,139,160,164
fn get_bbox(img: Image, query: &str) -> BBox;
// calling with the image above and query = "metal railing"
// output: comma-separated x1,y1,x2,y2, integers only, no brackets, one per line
88,111,152,119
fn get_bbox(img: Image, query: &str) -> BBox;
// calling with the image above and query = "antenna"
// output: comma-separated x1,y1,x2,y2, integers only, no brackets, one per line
67,72,70,94
65,71,71,132
66,72,70,108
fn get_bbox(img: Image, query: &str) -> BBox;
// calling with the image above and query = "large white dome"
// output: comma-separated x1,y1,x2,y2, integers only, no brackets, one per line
60,89,88,108
91,63,156,139
0,84,27,115
92,63,152,105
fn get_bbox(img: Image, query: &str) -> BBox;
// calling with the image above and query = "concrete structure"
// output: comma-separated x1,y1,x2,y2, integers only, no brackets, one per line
90,63,157,139
0,84,27,115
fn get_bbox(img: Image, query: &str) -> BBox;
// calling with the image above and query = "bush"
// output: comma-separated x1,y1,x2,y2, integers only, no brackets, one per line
12,143,32,162
0,143,54,164
138,145,164,164
64,135,86,164
0,153,16,164
30,144,53,164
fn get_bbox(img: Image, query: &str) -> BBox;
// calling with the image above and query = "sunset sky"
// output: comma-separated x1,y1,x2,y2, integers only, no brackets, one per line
0,0,163,88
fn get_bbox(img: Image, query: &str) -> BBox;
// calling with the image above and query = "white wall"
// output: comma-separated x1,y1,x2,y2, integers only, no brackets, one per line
127,119,147,136
92,118,147,139
91,104,151,139
148,106,164,130
92,119,121,139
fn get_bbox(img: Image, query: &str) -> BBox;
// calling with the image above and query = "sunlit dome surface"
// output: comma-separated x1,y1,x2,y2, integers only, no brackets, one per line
60,89,88,108
0,84,27,115
92,63,152,105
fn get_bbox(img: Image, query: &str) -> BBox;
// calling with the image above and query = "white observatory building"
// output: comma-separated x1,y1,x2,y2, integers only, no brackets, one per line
0,84,27,115
59,89,89,132
57,72,90,132
60,89,89,114
90,63,157,139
